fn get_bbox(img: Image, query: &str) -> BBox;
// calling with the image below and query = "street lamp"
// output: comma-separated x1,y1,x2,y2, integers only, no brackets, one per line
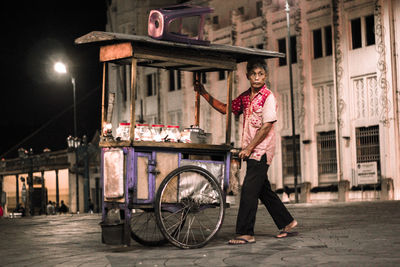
54,62,77,138
66,135,90,213
56,61,80,213
67,135,81,213
280,0,299,203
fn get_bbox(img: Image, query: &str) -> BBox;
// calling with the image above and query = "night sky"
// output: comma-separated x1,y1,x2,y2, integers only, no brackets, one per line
0,1,108,158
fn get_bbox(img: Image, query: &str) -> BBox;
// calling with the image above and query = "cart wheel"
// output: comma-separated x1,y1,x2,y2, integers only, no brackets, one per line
129,208,167,246
155,165,225,249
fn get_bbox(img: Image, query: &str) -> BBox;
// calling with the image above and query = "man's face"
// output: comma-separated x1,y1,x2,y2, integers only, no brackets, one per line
247,67,266,90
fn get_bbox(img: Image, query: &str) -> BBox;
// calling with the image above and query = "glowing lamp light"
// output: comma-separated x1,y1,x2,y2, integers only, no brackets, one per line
54,62,67,74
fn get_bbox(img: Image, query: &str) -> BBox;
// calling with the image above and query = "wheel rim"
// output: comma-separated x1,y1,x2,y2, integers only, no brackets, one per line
130,208,167,246
156,166,225,248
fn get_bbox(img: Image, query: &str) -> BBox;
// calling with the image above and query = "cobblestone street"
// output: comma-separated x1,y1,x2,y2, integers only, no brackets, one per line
1,200,400,266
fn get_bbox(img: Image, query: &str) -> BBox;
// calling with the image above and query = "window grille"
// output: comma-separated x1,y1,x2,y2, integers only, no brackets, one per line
282,135,301,177
356,126,380,167
317,131,337,174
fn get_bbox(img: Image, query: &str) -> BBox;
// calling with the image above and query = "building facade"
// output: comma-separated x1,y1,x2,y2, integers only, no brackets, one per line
0,140,101,215
105,0,400,202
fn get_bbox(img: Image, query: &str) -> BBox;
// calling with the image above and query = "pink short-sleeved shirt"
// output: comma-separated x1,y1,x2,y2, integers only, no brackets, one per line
232,84,277,164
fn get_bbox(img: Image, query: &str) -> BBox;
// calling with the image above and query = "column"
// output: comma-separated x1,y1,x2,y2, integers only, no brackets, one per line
16,175,19,208
55,169,60,209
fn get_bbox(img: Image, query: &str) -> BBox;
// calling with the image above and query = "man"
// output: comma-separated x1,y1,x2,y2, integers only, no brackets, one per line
195,59,297,244
59,200,69,214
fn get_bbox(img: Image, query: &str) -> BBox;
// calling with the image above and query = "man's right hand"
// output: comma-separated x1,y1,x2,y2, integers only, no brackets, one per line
194,82,205,94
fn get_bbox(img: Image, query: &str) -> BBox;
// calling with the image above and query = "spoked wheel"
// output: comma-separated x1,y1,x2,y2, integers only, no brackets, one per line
155,165,225,249
129,208,167,246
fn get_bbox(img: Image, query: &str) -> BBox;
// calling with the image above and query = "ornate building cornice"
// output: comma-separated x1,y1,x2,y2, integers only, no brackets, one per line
306,4,331,15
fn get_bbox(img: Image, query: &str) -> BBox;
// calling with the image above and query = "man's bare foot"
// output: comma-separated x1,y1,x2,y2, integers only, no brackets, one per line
284,219,297,232
228,235,256,245
276,220,298,238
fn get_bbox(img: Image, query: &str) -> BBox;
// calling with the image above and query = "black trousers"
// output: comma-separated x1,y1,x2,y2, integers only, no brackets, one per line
236,155,294,236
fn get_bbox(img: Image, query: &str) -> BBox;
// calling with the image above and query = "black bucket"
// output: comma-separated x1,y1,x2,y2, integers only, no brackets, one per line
100,222,124,245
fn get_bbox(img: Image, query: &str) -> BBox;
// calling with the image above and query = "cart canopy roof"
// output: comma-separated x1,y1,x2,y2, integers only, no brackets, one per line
75,31,284,72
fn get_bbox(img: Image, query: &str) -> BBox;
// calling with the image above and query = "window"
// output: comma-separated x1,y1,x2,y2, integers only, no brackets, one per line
146,73,157,96
118,65,128,101
282,135,301,178
212,15,219,25
256,43,264,49
201,72,207,84
278,38,286,66
356,126,380,166
313,26,332,58
365,15,375,46
238,7,244,15
218,70,226,81
169,70,181,91
290,36,297,64
317,131,337,175
169,70,175,92
313,29,323,59
351,18,362,49
256,1,263,17
177,71,181,89
324,26,332,56
278,36,297,66
350,15,375,49
168,111,182,126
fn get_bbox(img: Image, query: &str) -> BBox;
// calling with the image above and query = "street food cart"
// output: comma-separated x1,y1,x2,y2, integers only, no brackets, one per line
75,31,283,249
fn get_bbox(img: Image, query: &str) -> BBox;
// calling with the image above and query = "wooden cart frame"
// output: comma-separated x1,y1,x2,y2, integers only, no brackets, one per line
75,31,284,248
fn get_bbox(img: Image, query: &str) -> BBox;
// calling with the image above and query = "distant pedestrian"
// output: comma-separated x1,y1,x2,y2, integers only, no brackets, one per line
59,200,68,214
15,204,25,216
47,201,56,215
0,204,3,218
88,199,94,214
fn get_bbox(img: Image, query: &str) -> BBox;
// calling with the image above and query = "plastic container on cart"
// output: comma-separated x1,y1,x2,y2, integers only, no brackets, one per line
116,122,131,140
102,123,113,137
134,125,141,141
139,124,153,141
180,128,191,143
165,125,181,142
151,124,165,142
136,124,152,141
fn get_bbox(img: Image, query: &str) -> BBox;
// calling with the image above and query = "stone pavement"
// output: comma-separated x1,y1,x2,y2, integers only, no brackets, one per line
1,200,400,266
